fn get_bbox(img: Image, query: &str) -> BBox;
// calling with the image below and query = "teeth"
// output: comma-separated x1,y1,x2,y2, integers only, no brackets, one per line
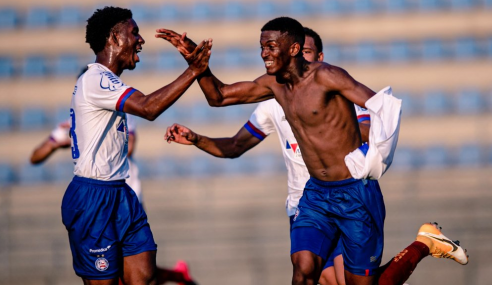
265,61,273,67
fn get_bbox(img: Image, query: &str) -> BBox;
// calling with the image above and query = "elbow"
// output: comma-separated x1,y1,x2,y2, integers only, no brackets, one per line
206,98,224,107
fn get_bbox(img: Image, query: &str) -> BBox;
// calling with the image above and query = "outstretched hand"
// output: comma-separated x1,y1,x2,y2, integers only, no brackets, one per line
156,29,210,58
165,123,198,145
186,39,212,74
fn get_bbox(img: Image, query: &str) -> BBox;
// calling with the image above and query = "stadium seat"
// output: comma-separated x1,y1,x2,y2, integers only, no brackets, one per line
129,4,152,24
417,0,447,11
385,0,413,13
486,0,492,8
54,6,84,27
455,88,484,114
252,152,285,176
396,92,418,116
18,107,49,131
53,106,70,126
387,40,414,62
487,37,492,57
21,55,48,77
423,90,451,116
392,146,418,170
153,156,180,178
0,108,14,132
421,145,450,169
453,37,479,60
355,41,380,64
188,155,220,178
217,153,258,176
321,0,345,15
157,3,180,23
286,0,313,17
156,51,179,71
456,144,482,168
0,7,18,29
421,38,449,61
24,6,52,28
222,1,249,20
449,0,475,10
323,44,343,64
255,1,278,18
53,54,81,77
0,163,15,186
0,56,14,78
352,0,380,14
189,2,216,22
50,160,74,182
18,163,49,185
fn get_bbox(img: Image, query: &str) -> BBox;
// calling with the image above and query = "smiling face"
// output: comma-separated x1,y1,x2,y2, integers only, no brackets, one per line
302,36,321,62
260,30,296,75
114,19,145,70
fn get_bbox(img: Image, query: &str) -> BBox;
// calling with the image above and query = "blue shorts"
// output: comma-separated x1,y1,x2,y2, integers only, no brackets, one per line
290,215,342,270
61,176,157,280
291,177,385,276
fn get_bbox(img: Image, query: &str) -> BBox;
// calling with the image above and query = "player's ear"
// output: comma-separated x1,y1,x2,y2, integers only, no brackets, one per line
318,52,324,62
291,42,301,57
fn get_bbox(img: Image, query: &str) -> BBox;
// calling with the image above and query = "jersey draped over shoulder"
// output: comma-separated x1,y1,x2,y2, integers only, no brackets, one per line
70,63,138,181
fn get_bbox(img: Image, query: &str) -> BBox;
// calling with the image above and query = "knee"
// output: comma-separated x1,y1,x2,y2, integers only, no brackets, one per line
291,253,322,285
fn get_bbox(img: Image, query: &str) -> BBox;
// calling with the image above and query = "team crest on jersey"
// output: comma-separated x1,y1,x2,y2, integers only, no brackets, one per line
95,257,109,271
100,71,123,91
117,119,127,133
286,140,302,158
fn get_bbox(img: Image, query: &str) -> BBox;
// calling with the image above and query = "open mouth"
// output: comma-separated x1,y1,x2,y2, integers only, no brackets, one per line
134,46,142,62
264,61,273,67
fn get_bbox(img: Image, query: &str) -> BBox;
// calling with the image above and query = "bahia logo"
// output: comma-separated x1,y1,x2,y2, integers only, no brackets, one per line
100,71,123,91
95,257,109,271
286,140,302,158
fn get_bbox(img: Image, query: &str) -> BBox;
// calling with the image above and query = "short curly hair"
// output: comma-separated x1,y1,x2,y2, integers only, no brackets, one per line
261,17,305,57
86,6,133,54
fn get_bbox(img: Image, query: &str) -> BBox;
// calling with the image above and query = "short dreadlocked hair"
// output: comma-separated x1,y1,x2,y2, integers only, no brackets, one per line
86,6,133,54
261,17,305,57
303,27,323,53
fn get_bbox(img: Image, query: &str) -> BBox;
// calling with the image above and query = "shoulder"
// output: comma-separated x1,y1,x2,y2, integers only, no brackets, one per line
313,62,355,90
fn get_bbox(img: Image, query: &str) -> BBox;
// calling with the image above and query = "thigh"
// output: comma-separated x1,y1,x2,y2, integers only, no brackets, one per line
121,251,157,285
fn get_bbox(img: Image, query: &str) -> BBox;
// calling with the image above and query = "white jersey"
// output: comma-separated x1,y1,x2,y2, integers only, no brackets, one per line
70,63,137,181
245,99,370,216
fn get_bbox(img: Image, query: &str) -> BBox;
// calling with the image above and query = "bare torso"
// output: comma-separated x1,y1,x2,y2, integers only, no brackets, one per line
268,62,363,181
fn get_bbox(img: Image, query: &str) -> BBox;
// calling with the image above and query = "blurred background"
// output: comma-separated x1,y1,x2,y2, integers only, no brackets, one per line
1,0,492,284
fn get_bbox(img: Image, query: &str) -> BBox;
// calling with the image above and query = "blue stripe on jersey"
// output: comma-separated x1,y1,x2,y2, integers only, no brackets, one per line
117,88,136,111
358,114,370,123
244,121,266,141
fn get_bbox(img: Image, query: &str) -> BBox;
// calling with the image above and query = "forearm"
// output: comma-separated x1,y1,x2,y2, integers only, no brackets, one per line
359,122,370,143
30,139,58,164
197,68,228,106
194,134,244,158
127,68,198,120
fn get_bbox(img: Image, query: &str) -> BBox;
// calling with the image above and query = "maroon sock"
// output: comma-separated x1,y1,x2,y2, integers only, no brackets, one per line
378,241,430,285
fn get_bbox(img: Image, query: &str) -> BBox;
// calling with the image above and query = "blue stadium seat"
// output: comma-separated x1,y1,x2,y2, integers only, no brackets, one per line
53,106,70,127
223,1,249,20
0,108,14,132
455,88,484,114
157,4,180,22
417,0,447,11
421,145,450,169
18,163,49,185
18,107,49,131
286,0,313,17
396,92,418,116
255,1,278,18
0,163,15,186
453,37,479,60
217,154,258,176
24,6,52,28
156,51,180,71
487,37,492,57
456,144,482,168
0,7,18,29
321,0,345,15
355,41,380,64
252,152,285,176
385,0,413,13
153,156,179,178
189,2,215,22
0,56,14,78
133,53,157,74
486,0,492,8
323,44,343,64
129,4,152,24
53,54,81,77
50,160,74,182
188,155,220,178
21,55,48,77
421,39,449,61
55,6,84,27
423,90,451,116
352,0,380,14
449,0,476,10
392,147,418,170
388,40,414,62
187,102,220,124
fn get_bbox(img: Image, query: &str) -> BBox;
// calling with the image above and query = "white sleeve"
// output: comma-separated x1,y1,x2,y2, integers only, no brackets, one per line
354,104,370,123
50,120,71,143
126,114,137,134
84,70,137,112
244,101,276,140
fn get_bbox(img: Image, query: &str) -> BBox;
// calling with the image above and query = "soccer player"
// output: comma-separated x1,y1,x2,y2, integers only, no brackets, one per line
30,116,198,285
158,17,468,285
165,27,367,285
62,6,210,285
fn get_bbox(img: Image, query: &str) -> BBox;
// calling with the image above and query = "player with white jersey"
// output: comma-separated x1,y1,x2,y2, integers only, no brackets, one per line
62,6,210,285
164,27,369,285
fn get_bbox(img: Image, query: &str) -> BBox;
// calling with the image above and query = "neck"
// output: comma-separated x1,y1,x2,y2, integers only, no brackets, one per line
95,48,123,76
276,57,306,87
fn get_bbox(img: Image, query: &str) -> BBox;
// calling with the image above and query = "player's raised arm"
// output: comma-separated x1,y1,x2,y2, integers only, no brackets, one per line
123,40,212,120
165,123,262,158
319,64,375,108
157,29,275,106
